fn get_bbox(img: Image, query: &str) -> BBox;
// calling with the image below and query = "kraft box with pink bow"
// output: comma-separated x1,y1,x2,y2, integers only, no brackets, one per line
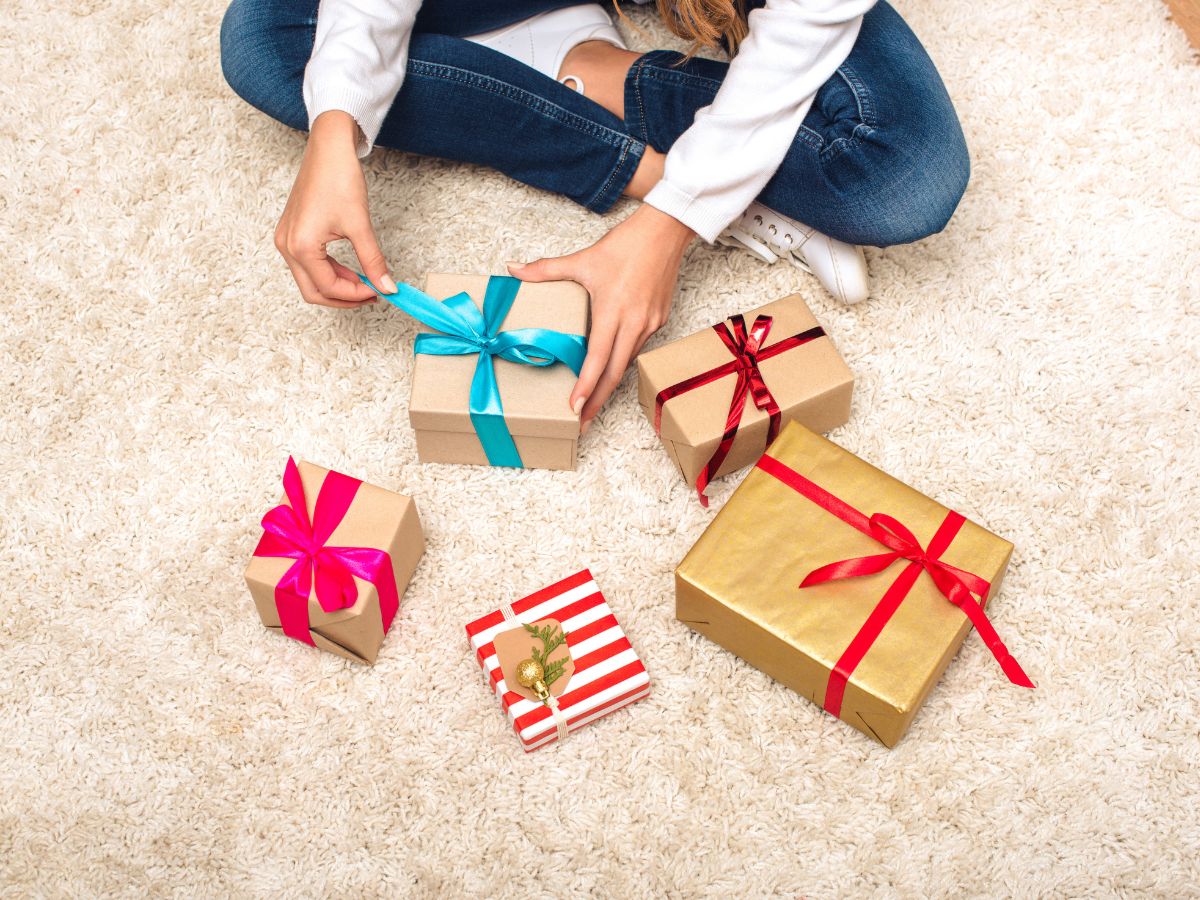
245,458,425,664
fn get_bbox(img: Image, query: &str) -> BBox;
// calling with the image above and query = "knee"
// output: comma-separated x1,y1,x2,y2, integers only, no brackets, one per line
859,133,970,246
219,0,308,131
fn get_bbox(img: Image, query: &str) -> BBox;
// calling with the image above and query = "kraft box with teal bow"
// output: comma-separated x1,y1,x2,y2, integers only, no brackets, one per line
368,272,589,471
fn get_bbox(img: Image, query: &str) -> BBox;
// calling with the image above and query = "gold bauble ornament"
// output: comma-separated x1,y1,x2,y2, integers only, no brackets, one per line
515,658,550,701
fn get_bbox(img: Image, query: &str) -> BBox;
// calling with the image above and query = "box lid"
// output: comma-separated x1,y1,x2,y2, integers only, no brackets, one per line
408,274,589,440
637,295,853,447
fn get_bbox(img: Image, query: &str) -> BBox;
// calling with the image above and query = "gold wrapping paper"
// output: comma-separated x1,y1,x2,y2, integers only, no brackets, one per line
408,273,589,471
637,294,853,487
244,460,425,664
675,423,1014,747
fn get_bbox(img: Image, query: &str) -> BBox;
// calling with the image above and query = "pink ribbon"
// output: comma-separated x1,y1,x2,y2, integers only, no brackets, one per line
253,458,399,645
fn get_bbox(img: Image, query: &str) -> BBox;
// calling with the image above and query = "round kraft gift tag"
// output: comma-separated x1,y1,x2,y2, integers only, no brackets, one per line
493,618,574,702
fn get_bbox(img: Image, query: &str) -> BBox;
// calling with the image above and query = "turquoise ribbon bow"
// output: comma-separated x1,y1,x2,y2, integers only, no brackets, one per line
361,274,587,468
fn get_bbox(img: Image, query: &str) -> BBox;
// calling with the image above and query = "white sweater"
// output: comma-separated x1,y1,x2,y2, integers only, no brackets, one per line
303,0,876,242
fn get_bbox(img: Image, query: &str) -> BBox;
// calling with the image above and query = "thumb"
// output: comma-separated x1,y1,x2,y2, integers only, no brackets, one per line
507,255,575,284
350,224,396,294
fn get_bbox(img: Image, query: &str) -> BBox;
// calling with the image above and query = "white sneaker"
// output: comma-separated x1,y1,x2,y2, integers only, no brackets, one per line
465,5,626,95
717,201,870,305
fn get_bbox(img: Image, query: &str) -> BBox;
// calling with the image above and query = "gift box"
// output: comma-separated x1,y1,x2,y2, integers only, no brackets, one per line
675,423,1033,747
637,294,853,504
245,458,425,664
466,569,650,751
368,272,588,471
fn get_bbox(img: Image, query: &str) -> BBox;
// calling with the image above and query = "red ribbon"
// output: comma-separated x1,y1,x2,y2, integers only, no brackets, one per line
253,458,400,646
654,314,825,507
756,453,1033,718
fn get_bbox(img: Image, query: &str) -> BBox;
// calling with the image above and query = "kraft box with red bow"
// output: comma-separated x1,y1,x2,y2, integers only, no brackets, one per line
245,458,425,664
636,294,853,506
676,423,1034,747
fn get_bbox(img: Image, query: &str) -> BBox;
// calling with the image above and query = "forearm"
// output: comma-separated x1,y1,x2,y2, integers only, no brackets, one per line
646,0,876,241
302,0,421,156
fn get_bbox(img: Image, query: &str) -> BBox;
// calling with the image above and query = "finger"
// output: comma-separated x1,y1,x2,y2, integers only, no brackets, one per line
285,256,368,309
570,311,619,420
329,258,379,302
507,255,576,284
295,241,377,303
581,324,642,427
347,224,397,295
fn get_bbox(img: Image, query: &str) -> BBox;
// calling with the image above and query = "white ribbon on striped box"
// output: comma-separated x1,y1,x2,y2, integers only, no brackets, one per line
466,568,651,751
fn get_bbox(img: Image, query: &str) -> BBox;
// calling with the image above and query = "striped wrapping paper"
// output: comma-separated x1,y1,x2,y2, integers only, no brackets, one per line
466,569,651,751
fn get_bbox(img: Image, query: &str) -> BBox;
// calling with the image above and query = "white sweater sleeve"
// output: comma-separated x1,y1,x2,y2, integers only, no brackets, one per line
302,0,422,158
644,0,876,242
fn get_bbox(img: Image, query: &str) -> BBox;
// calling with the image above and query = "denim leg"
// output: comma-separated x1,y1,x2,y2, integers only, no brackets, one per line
624,1,971,247
220,0,317,133
219,0,645,213
382,35,644,212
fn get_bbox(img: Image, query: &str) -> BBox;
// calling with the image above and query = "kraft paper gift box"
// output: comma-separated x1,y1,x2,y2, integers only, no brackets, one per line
246,458,425,664
637,294,853,504
405,273,589,471
466,569,651,752
675,423,1033,747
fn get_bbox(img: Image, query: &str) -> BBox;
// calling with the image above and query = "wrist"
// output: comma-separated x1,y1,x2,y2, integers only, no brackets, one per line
310,110,362,150
632,203,696,255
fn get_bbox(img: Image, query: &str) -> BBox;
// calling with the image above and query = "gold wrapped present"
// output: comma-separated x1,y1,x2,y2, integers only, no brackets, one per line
675,423,1033,747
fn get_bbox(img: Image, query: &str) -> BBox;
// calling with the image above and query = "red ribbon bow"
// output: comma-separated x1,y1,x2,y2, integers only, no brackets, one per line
757,453,1033,718
253,458,399,646
655,314,825,507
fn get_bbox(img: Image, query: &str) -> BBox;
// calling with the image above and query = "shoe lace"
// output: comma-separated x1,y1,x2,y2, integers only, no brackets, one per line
718,209,813,274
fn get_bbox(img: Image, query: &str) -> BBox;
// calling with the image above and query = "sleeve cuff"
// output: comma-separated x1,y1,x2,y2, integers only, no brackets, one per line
303,84,392,158
643,180,739,244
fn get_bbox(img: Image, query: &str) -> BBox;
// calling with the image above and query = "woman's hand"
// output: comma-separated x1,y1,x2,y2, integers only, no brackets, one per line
509,204,695,432
275,110,396,308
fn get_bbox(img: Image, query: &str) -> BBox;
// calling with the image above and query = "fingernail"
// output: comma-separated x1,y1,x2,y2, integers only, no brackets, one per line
505,260,524,272
571,397,584,416
379,274,398,294
580,418,592,436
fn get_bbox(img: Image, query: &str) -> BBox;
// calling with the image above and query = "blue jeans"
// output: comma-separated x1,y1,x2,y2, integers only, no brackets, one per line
220,0,968,246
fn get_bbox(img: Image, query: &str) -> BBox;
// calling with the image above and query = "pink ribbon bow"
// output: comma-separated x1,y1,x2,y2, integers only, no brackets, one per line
253,458,399,645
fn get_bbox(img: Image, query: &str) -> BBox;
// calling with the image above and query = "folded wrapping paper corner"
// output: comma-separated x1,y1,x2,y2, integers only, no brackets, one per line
465,569,651,752
247,457,423,663
361,274,586,468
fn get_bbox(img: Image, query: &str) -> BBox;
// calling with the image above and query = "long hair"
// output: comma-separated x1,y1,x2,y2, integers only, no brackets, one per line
655,0,749,55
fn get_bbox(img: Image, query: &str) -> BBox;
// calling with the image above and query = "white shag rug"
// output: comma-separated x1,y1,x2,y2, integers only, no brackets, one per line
2,0,1199,895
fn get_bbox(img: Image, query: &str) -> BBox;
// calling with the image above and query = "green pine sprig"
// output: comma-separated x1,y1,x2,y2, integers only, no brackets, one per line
523,622,568,689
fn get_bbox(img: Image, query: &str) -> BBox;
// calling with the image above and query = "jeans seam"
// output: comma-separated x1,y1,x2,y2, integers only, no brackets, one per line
836,64,876,129
635,50,724,89
406,59,635,149
586,137,645,212
815,64,878,163
626,55,651,144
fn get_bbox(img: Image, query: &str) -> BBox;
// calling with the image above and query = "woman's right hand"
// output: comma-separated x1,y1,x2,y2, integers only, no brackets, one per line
274,110,397,308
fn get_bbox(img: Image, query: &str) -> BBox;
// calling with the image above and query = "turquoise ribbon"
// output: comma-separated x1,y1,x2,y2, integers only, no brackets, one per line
361,274,587,468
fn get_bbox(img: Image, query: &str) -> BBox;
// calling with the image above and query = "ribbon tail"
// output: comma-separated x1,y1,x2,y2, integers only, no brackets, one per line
469,351,523,468
958,594,1035,688
801,552,900,588
275,569,317,647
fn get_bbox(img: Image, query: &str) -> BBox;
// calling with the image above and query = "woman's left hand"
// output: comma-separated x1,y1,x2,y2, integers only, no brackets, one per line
508,204,696,433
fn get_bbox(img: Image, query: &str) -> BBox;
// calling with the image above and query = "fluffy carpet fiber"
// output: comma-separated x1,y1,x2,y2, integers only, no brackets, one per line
2,0,1198,896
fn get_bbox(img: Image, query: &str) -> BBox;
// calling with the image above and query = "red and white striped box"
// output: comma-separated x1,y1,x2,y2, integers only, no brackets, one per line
465,569,651,752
